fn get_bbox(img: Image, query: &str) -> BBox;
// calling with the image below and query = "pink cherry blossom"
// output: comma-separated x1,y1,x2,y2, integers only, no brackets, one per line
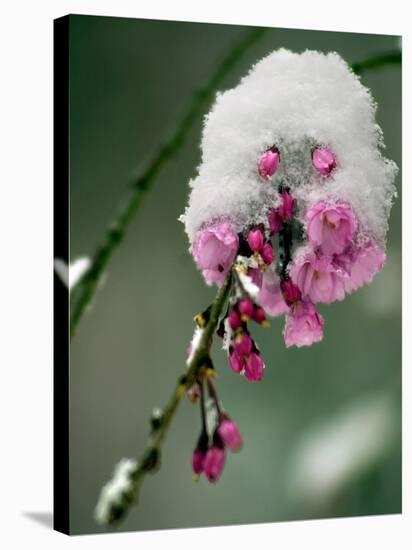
284,301,324,348
244,352,265,382
290,248,347,304
337,241,386,293
306,201,357,255
238,298,254,321
258,268,289,316
312,147,336,175
280,278,301,306
233,331,253,356
253,306,267,326
261,242,274,265
229,350,244,373
228,309,241,330
218,417,243,452
192,448,206,475
204,445,226,483
247,227,265,253
192,222,239,286
258,148,280,179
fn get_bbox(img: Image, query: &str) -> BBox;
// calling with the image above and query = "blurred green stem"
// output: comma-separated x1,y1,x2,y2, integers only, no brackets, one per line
69,27,266,338
352,50,401,75
103,270,233,525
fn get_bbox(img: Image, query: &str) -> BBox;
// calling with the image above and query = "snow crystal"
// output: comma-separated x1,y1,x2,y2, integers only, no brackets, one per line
182,49,397,248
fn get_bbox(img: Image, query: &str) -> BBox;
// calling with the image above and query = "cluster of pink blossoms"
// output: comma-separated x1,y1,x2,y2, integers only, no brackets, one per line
189,374,242,483
192,146,385,356
227,298,267,381
192,412,242,483
182,49,396,487
187,144,386,483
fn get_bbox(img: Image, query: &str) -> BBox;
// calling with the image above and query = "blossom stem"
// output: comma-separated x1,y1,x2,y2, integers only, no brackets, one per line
69,28,267,338
279,220,293,280
199,378,208,435
206,377,222,418
99,270,233,525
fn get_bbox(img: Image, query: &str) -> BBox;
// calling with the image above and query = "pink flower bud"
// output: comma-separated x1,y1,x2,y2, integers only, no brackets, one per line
228,308,241,330
234,331,253,356
312,147,336,175
261,242,274,265
280,278,301,306
253,306,267,326
290,251,346,304
258,148,280,179
238,298,255,321
268,207,282,235
218,417,243,452
278,191,295,221
204,445,226,483
244,352,265,382
229,350,244,373
247,228,265,253
192,448,207,475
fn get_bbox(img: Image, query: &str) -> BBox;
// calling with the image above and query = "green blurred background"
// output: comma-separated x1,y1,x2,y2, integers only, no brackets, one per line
68,15,401,535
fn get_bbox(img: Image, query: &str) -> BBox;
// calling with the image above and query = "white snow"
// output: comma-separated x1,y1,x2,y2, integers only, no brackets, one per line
186,326,204,365
181,49,397,249
94,458,138,525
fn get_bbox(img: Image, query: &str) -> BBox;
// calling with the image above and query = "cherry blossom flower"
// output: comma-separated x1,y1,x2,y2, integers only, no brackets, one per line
192,221,239,286
257,268,289,317
192,448,207,476
312,147,336,175
244,352,265,382
290,248,347,304
258,147,280,179
204,444,226,483
306,201,357,255
218,416,243,452
284,301,324,348
247,227,265,253
337,241,386,293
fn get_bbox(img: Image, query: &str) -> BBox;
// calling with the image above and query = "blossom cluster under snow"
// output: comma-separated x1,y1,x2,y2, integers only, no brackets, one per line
181,49,397,246
181,48,398,360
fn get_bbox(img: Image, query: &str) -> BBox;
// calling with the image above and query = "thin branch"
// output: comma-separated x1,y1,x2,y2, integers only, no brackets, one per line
352,50,401,75
97,271,232,525
69,27,266,337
